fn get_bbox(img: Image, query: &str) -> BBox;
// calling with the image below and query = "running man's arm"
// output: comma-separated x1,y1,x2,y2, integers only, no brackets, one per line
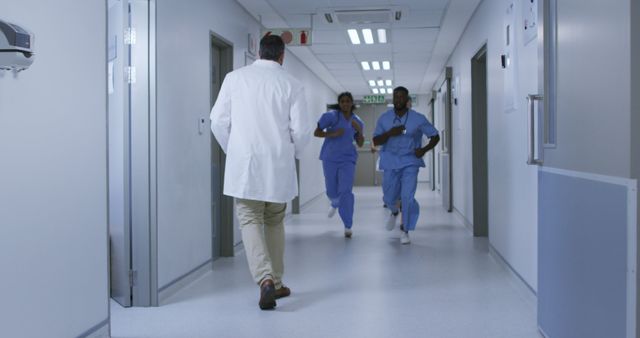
414,117,440,158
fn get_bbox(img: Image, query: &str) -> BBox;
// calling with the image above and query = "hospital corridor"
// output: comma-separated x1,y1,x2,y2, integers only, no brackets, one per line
1,0,638,338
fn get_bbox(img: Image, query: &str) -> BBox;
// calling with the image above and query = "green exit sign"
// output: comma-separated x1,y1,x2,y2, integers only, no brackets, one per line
363,95,385,104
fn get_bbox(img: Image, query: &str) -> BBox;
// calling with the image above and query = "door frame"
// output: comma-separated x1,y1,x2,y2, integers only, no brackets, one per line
429,93,436,191
107,0,158,308
129,0,158,307
437,67,453,212
471,44,488,237
209,32,235,258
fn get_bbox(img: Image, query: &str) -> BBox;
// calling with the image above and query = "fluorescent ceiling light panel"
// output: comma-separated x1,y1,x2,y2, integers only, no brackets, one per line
377,29,387,43
347,29,361,45
382,61,391,70
362,29,374,44
372,88,379,94
377,80,384,86
386,80,392,86
361,61,370,70
386,88,393,94
369,80,376,87
372,61,380,70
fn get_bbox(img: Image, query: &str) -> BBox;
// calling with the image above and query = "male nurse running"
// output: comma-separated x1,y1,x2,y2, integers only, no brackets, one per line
372,87,440,244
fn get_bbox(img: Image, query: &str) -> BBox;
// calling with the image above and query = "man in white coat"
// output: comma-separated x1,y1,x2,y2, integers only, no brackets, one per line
210,35,312,310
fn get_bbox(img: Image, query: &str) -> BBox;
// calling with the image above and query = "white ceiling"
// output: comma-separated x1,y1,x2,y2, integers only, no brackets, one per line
236,0,481,97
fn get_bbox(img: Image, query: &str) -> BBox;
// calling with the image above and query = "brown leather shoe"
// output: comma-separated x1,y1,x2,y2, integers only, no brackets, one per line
275,285,291,299
259,279,276,310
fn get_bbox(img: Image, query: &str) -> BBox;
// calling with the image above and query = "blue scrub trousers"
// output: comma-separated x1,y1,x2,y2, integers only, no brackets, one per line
382,166,420,231
322,160,355,229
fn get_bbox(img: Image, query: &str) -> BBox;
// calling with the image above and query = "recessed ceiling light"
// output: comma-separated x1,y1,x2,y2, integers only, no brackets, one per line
372,61,380,70
377,79,384,86
377,29,387,43
361,61,370,71
382,61,391,70
372,88,379,94
348,29,360,45
362,29,374,44
386,79,392,86
386,88,393,94
369,80,376,87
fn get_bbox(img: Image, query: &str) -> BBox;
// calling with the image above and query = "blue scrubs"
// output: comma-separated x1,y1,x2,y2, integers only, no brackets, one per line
373,109,439,231
318,110,364,229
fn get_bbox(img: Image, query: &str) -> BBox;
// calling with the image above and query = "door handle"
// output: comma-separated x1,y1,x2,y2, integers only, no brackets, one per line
527,94,544,165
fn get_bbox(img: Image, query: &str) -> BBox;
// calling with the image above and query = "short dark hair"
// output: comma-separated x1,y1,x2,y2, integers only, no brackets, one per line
259,35,285,61
393,86,409,96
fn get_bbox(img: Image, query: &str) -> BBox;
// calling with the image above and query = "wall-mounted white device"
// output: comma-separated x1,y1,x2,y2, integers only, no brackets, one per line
0,19,35,72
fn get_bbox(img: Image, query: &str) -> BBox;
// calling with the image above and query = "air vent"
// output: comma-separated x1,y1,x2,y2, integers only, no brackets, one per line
334,9,391,24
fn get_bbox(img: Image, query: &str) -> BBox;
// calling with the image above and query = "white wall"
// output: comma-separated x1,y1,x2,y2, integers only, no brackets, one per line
0,1,109,337
156,0,333,288
435,0,539,289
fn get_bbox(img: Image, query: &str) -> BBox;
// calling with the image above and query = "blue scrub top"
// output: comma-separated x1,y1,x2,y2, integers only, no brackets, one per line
318,110,364,163
373,108,439,170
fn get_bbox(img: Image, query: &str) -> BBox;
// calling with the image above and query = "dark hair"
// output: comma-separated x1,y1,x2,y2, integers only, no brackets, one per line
393,86,409,96
259,35,285,61
337,92,355,112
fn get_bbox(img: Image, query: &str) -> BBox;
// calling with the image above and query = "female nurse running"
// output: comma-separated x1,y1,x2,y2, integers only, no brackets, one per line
314,92,365,238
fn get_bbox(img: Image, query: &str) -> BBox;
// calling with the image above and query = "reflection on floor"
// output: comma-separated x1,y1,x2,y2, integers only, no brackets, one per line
111,185,541,338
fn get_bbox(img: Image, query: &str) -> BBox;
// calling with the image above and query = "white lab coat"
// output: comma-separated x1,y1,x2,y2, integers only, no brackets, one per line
210,59,312,203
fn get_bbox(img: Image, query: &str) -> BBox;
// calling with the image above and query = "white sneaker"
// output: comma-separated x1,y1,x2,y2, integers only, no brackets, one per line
400,231,411,245
327,206,337,218
344,228,352,238
385,212,398,231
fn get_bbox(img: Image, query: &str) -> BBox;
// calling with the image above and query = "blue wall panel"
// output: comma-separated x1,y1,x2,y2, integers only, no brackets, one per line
539,170,628,338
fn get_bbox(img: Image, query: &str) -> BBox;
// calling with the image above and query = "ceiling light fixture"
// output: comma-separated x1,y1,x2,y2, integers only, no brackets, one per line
362,29,374,44
382,61,391,70
386,79,392,86
377,79,384,86
348,29,361,45
386,88,393,94
369,80,376,87
372,88,380,94
372,61,380,70
361,61,371,70
377,29,387,43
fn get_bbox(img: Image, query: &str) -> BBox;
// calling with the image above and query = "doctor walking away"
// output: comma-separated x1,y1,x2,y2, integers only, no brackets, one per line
210,35,312,310
373,87,440,244
314,92,365,238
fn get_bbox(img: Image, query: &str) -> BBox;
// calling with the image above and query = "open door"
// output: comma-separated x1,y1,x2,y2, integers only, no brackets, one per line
108,0,157,307
108,0,131,307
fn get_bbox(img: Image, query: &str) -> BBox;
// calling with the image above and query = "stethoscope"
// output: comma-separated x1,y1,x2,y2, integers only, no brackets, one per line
392,110,410,134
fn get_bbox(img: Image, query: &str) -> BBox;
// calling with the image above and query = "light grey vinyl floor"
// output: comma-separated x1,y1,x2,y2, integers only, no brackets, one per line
111,185,541,338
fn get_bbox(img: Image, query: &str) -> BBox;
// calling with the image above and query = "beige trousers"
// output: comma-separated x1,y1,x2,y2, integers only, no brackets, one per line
235,198,286,288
